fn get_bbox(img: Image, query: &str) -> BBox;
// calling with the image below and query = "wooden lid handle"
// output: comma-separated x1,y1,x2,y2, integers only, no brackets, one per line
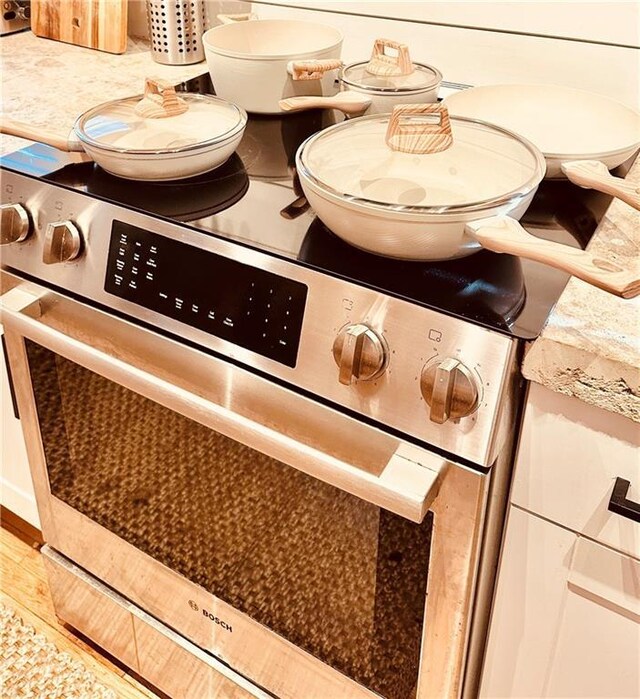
287,59,343,81
134,77,188,119
365,38,414,76
385,104,453,154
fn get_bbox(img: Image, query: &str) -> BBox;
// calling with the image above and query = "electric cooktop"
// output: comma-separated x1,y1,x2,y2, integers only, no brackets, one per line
0,76,618,340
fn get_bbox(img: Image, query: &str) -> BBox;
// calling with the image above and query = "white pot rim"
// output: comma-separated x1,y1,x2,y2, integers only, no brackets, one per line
202,20,343,61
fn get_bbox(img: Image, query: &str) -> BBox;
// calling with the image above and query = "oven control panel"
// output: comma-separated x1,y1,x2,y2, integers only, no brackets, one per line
105,221,307,367
1,170,519,466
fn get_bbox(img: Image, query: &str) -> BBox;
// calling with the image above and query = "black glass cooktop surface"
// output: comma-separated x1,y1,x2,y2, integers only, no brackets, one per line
0,78,618,340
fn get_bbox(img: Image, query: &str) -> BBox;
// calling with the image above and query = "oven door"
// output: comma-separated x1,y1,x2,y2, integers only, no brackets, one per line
1,278,488,699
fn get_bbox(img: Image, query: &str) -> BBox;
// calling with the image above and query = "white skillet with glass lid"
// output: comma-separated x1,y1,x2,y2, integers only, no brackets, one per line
0,78,248,181
296,104,639,298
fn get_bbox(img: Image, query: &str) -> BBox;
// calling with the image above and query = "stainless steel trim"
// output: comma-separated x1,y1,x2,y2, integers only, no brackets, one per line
1,171,518,466
1,282,443,523
416,464,487,698
41,546,270,699
41,545,139,673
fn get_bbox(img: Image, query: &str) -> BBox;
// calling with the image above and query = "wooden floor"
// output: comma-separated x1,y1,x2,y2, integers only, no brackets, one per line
0,525,160,698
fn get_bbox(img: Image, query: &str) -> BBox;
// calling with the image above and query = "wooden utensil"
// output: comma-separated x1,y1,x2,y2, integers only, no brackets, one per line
31,0,128,55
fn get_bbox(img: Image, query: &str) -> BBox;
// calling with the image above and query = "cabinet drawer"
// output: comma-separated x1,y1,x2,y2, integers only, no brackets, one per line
481,507,640,699
512,384,640,558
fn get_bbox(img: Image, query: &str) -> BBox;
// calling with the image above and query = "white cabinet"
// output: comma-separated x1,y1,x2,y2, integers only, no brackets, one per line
512,382,639,559
481,507,639,699
1,324,39,527
480,383,640,698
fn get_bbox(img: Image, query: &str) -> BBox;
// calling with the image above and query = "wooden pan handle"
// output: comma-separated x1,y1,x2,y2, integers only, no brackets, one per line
385,104,453,154
287,59,343,81
278,92,371,116
134,77,188,119
366,38,413,76
0,116,81,152
466,216,640,299
561,160,640,212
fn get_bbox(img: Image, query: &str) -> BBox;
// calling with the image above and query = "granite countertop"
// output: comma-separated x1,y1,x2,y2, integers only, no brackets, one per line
0,30,208,155
2,31,639,422
523,158,640,423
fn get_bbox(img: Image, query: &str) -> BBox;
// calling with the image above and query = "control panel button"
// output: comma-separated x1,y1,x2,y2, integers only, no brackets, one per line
332,323,387,386
43,220,83,264
0,203,31,245
420,357,479,424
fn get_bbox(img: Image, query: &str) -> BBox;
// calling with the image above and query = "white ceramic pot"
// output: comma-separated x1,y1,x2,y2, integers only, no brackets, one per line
203,18,343,114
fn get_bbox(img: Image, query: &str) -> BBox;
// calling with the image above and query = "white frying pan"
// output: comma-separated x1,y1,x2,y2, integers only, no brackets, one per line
445,84,640,210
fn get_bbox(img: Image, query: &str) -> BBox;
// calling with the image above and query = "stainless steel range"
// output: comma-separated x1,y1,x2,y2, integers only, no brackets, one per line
0,79,616,699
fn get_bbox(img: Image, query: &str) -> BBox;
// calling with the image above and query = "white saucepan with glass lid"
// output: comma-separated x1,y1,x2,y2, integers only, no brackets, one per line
280,38,443,116
296,104,639,298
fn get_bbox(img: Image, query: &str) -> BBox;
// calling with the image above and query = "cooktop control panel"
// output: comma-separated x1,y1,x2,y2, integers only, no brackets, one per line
105,221,307,367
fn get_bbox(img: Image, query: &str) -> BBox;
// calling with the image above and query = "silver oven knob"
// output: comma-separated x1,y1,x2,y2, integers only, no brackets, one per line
420,357,479,424
43,220,83,264
332,323,387,386
1,202,31,245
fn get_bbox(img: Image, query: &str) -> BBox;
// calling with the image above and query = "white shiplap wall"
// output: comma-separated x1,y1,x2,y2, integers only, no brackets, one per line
209,0,640,107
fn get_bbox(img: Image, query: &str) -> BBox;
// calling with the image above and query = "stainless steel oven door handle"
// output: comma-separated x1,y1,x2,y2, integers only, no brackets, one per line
1,284,449,523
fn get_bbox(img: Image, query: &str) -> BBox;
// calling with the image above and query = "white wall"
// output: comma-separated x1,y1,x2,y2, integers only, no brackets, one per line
212,1,640,106
251,1,639,46
127,1,640,105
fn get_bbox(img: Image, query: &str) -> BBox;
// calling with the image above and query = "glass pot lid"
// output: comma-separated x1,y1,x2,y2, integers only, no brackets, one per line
341,62,442,93
341,38,442,93
297,104,546,214
75,78,247,154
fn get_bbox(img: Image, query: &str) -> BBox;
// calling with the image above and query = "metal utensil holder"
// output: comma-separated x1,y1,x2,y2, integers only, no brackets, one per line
146,0,209,65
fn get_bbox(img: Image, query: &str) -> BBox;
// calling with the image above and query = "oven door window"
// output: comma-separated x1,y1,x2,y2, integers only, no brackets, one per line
27,340,433,699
